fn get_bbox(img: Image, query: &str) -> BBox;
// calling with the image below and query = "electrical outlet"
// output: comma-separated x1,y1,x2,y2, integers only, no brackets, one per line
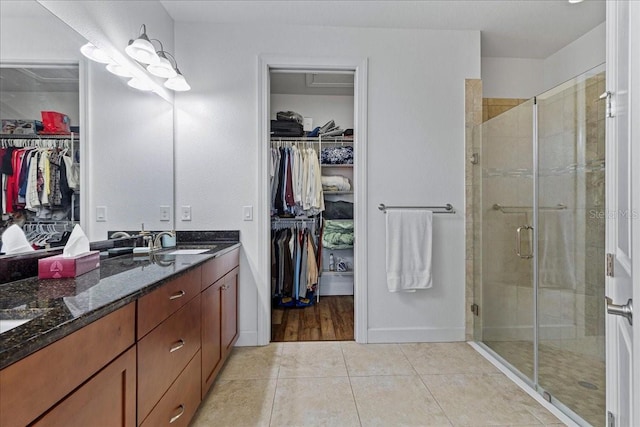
96,206,107,222
181,205,192,221
160,205,171,222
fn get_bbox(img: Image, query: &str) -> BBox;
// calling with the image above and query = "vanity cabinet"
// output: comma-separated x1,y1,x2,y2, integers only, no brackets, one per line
201,248,240,396
32,346,137,427
0,303,136,427
136,266,202,424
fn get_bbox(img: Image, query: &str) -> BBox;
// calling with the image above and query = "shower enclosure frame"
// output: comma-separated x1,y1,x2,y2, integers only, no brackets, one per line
473,64,607,426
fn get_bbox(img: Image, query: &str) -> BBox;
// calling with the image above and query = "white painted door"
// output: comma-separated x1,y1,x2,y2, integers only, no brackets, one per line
605,1,636,426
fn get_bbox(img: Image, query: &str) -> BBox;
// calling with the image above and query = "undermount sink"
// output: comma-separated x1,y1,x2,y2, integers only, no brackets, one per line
166,249,211,255
0,308,52,334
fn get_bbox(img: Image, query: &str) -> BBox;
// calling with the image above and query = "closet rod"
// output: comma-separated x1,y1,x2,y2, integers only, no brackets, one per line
378,203,455,214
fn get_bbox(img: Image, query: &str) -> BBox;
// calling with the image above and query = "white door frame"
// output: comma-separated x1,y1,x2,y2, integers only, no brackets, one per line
605,0,639,424
256,55,369,345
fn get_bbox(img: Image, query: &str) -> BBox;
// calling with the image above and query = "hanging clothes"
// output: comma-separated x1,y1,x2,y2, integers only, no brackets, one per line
271,222,319,307
270,144,324,218
1,141,76,220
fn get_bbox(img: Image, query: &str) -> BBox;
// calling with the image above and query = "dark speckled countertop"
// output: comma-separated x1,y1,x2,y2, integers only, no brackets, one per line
0,232,240,370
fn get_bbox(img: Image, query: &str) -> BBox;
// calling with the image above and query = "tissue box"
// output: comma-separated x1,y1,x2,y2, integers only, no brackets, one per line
38,251,100,279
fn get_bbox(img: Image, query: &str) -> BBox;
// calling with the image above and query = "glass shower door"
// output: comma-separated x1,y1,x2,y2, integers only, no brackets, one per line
536,67,606,426
480,99,536,381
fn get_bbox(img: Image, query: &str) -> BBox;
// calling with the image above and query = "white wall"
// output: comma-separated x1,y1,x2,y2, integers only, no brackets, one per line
481,57,544,99
482,22,605,100
543,22,606,91
174,22,480,345
270,94,354,130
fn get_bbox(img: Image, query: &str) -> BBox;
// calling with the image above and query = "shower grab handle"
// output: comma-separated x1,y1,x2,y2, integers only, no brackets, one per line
516,225,534,259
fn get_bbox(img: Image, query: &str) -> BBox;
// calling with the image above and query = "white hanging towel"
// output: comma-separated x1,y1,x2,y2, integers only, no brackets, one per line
385,209,433,292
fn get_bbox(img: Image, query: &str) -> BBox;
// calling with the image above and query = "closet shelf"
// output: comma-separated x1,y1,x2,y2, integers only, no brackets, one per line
0,133,79,139
270,136,353,143
321,164,353,168
323,191,353,195
322,271,354,276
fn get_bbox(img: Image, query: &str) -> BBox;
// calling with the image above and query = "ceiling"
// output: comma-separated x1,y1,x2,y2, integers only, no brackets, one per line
160,0,605,59
0,67,79,93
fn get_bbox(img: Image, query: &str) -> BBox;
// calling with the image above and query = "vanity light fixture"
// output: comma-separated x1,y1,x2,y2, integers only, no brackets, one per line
105,63,134,78
568,0,584,3
164,67,191,92
125,25,160,65
127,77,153,91
147,48,177,79
127,24,190,91
80,42,111,64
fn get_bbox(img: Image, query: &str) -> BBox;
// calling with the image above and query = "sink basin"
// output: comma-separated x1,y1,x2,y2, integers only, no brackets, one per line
167,249,210,255
0,308,51,334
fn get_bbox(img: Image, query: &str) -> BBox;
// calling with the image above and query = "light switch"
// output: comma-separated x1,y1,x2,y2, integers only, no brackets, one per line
181,205,192,221
243,205,253,221
96,206,107,222
160,205,171,222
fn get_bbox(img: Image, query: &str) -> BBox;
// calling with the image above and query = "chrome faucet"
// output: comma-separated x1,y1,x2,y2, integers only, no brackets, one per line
109,231,131,239
152,231,175,251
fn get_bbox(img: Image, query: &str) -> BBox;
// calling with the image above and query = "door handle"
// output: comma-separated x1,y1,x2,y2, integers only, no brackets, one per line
516,225,533,259
606,297,633,325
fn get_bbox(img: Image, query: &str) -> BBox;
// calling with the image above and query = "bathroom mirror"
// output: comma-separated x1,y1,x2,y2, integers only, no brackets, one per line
0,1,174,242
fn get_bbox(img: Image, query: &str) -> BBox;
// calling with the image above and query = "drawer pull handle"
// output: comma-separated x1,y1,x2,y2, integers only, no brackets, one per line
221,283,228,290
169,290,186,300
169,404,185,424
169,339,185,353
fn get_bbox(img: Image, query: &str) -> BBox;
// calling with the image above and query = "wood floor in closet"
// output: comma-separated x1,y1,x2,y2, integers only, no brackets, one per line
271,296,354,342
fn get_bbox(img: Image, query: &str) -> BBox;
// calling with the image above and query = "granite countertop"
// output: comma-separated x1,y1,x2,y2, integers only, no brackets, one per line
0,234,240,370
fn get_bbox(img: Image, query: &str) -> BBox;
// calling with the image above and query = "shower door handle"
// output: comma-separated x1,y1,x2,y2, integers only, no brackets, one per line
606,297,633,325
516,225,533,259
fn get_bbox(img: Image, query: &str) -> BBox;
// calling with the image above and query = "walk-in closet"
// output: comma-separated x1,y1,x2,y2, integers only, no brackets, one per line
269,70,355,342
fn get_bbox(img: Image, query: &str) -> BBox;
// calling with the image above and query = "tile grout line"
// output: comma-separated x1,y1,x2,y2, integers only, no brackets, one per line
268,343,284,427
398,343,456,427
340,342,364,426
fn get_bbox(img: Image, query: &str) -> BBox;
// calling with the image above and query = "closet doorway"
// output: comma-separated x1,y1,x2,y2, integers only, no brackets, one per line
269,69,355,342
258,56,368,346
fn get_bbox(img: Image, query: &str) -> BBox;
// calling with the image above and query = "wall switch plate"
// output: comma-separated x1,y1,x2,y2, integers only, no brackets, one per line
243,205,253,221
181,205,192,221
160,205,171,222
96,206,107,222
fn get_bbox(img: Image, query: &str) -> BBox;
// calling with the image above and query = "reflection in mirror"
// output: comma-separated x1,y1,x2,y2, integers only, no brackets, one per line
0,0,174,246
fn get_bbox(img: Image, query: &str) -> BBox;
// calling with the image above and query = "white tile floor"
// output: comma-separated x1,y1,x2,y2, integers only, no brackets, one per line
190,341,566,427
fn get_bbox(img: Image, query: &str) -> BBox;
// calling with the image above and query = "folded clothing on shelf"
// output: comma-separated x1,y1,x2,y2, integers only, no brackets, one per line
324,201,353,220
271,120,304,137
321,145,353,164
322,219,354,249
321,175,351,191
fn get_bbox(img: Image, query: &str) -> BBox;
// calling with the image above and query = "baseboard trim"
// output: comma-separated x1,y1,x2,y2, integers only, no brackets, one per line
367,327,465,343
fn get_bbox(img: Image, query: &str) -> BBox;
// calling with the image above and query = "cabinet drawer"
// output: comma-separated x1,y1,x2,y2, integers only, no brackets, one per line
32,346,137,427
137,294,201,421
138,267,201,338
140,351,201,427
202,248,239,290
0,303,135,427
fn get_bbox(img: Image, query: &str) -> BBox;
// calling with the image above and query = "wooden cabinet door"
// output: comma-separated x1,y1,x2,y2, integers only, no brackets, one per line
32,346,137,427
0,303,135,427
201,279,222,396
221,267,239,357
